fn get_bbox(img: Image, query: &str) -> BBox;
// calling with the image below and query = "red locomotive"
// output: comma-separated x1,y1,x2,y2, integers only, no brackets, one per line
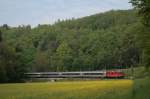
106,71,125,78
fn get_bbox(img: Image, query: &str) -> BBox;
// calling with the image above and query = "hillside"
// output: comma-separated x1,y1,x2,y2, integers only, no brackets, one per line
55,10,137,30
0,9,141,82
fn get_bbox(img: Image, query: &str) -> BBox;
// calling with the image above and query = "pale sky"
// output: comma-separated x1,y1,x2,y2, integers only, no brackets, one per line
0,0,132,27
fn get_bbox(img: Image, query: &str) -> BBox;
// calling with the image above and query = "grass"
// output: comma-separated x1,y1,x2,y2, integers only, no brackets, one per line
133,77,150,99
0,80,133,99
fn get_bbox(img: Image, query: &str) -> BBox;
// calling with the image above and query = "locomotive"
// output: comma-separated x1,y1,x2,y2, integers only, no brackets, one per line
105,71,125,78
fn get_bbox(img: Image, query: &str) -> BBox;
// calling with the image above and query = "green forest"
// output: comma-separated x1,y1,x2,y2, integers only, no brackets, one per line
0,0,150,83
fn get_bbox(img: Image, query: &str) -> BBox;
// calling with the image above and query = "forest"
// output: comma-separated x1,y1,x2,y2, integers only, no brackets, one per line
0,8,149,82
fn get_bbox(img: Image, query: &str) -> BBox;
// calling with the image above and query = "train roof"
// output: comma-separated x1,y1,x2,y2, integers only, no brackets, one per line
25,71,106,75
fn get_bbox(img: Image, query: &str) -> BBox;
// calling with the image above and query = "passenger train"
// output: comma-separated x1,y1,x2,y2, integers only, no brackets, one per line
25,70,125,79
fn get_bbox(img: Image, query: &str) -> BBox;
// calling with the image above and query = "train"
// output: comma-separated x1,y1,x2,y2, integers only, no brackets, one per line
25,70,125,79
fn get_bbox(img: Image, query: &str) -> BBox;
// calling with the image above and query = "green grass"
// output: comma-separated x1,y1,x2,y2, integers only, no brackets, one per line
133,77,150,99
0,80,133,99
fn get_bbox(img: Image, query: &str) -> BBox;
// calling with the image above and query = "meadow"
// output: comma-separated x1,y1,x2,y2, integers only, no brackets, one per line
0,78,149,99
0,80,133,99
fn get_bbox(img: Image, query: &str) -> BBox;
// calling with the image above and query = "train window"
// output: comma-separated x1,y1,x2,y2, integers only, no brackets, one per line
83,73,103,75
42,73,59,75
62,73,80,75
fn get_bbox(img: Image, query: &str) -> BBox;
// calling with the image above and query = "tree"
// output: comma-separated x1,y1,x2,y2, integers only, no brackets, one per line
0,30,2,42
0,30,26,83
131,0,150,26
131,0,150,69
55,41,73,71
2,24,9,30
33,52,50,72
0,31,7,82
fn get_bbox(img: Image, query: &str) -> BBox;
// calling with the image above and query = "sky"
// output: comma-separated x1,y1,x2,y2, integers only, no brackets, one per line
0,0,132,27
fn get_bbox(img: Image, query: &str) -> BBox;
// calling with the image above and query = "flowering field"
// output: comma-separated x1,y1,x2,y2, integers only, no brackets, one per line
0,80,133,99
